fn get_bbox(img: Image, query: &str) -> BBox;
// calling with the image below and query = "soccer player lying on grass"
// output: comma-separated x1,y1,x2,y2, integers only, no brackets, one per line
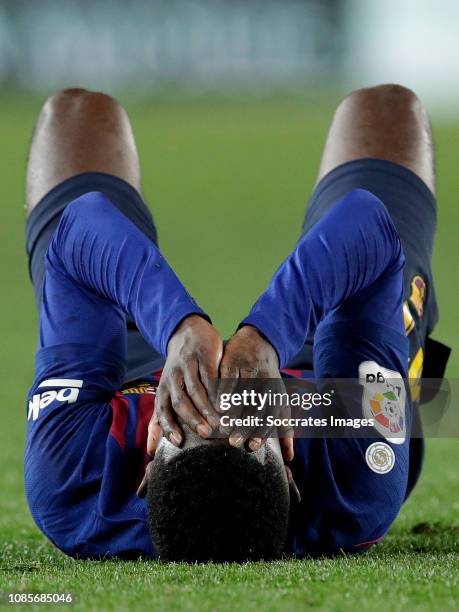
25,85,449,562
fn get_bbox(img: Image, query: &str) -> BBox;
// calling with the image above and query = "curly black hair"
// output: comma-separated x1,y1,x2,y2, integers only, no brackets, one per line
147,444,289,563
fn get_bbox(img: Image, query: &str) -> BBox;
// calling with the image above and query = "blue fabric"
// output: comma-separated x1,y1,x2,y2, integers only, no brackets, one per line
26,172,165,380
26,190,209,558
25,365,156,559
240,187,412,554
241,188,407,368
285,158,438,371
41,191,208,359
25,161,437,559
287,321,410,554
302,158,438,340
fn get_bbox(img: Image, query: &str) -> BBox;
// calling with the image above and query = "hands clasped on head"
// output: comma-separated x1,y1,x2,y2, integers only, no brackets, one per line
146,314,294,462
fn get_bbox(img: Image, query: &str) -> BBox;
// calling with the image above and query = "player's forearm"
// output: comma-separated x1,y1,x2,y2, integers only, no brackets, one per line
47,192,208,356
240,189,404,367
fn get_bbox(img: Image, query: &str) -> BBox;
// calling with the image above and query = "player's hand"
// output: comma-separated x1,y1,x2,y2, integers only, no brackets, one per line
147,315,223,454
219,325,294,461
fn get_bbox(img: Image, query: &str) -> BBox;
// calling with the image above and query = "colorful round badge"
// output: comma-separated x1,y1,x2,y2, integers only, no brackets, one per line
365,442,395,474
368,390,404,435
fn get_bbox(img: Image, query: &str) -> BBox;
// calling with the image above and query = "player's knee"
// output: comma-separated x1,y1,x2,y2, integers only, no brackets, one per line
338,83,425,119
342,83,419,105
349,83,419,102
42,87,88,113
41,87,123,122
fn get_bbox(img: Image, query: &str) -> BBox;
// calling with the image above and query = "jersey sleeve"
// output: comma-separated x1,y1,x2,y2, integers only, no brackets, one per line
239,189,406,368
33,191,209,399
47,191,208,356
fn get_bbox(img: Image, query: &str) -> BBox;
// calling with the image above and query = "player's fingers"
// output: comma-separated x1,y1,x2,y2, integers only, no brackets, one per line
239,366,259,378
146,412,162,456
275,375,294,461
170,372,212,439
280,436,294,462
218,361,239,390
183,361,219,430
230,367,260,448
243,371,278,451
285,465,301,503
136,473,148,498
248,436,267,452
136,462,153,498
217,362,239,436
247,416,274,451
199,354,219,379
220,364,245,445
198,352,220,406
155,386,183,447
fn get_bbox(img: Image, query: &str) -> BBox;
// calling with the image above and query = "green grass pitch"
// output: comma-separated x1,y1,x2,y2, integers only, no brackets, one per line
0,94,457,611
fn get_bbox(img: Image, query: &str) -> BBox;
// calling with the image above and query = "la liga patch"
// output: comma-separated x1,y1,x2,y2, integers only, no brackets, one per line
365,442,395,474
359,361,406,445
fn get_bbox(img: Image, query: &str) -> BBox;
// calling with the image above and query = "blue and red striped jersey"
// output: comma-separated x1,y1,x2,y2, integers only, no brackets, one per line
25,189,411,558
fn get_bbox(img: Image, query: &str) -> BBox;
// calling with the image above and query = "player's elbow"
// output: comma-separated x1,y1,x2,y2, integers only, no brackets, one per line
340,189,403,262
339,188,387,219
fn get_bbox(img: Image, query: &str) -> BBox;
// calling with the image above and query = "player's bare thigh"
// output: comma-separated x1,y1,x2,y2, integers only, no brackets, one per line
316,84,435,194
26,88,142,215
